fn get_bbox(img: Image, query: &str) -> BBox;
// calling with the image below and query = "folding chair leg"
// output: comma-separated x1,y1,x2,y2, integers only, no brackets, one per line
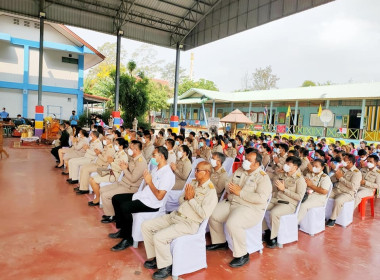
133,241,138,248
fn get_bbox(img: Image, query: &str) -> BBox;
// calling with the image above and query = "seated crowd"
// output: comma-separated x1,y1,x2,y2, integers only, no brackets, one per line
51,125,380,280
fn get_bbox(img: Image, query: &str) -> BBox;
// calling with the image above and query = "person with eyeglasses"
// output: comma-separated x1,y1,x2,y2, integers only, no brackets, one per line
207,150,272,268
141,161,217,280
354,154,380,208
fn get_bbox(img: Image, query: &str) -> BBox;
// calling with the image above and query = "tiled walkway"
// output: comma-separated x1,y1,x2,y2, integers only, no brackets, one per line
1,139,379,280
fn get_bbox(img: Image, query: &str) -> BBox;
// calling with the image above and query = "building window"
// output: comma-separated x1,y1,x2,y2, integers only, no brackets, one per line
193,109,198,120
62,57,79,65
24,21,30,27
13,18,19,25
217,109,223,118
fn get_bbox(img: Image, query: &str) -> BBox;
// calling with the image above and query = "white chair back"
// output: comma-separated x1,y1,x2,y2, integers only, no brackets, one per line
222,157,234,176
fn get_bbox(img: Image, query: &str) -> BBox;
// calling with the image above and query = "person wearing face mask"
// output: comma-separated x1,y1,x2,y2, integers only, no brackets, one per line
189,131,198,154
99,140,147,223
170,145,192,190
141,161,216,279
269,143,289,182
356,149,367,168
173,135,184,153
207,151,272,268
184,137,193,154
298,159,331,223
211,137,223,154
354,155,380,208
58,129,89,168
224,139,237,159
165,139,177,165
66,131,103,184
235,135,245,162
196,137,211,161
85,138,127,206
326,154,362,227
142,130,155,163
263,156,306,248
210,152,229,200
74,135,117,196
260,145,271,169
109,146,175,252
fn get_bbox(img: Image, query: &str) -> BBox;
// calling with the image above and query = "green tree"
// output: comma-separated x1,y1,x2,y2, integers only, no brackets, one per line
178,78,218,95
301,80,316,87
147,81,170,112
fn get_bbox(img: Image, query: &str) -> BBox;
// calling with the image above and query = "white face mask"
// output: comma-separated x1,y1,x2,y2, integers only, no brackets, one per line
228,143,232,148
89,136,93,141
213,140,217,145
102,140,107,146
283,164,291,173
210,159,217,167
242,160,251,171
177,151,183,158
127,148,133,156
114,145,119,152
312,167,321,173
259,148,263,153
342,161,348,167
141,138,146,144
367,162,375,169
184,141,188,145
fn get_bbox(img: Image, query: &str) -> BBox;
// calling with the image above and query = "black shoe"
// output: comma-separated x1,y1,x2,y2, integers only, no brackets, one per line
144,258,157,269
152,265,172,280
55,165,64,169
229,253,249,268
69,180,79,184
102,215,110,219
63,172,69,175
108,230,122,239
266,238,277,249
111,239,131,251
76,190,89,195
88,201,99,206
66,178,72,182
73,187,79,191
101,216,115,223
263,229,271,243
326,219,336,227
206,241,228,251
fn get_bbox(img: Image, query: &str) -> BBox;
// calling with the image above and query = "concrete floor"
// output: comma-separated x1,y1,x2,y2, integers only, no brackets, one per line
0,139,380,280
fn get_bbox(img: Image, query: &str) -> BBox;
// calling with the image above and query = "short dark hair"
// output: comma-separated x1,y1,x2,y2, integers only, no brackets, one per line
247,150,262,166
113,130,121,137
288,150,299,158
368,154,379,162
315,149,325,158
301,148,309,157
345,154,356,165
286,156,302,167
158,130,164,136
115,137,128,149
91,131,100,138
131,140,142,151
156,146,168,160
212,152,226,165
190,131,196,137
181,145,192,163
150,128,155,134
279,143,289,152
176,135,184,142
166,138,175,148
143,130,151,140
80,129,88,138
358,149,367,156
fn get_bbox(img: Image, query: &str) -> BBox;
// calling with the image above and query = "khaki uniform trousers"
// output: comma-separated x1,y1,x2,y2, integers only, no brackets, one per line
209,201,263,258
297,195,326,223
329,188,354,220
354,187,374,208
79,163,98,191
263,201,296,239
141,212,199,269
100,182,132,216
69,157,92,180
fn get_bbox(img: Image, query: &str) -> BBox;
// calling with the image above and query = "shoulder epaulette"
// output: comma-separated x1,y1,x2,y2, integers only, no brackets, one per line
208,183,215,189
296,173,301,178
260,170,266,176
354,169,359,172
322,174,327,177
138,157,142,162
377,170,380,174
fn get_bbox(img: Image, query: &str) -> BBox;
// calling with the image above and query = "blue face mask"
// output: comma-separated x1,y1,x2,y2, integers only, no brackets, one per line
150,157,158,166
199,142,204,148
175,141,179,146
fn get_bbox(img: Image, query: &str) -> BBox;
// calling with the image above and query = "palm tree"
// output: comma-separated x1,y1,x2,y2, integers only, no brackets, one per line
127,60,136,76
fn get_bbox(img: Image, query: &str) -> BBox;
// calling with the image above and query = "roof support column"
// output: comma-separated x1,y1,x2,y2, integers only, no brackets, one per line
294,101,299,127
269,101,273,128
248,102,252,120
212,99,216,118
231,102,234,112
326,100,330,109
173,43,181,116
202,102,208,127
37,3,45,106
115,29,123,111
360,99,366,130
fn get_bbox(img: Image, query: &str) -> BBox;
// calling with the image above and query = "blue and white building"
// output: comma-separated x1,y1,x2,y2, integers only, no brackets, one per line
0,12,104,119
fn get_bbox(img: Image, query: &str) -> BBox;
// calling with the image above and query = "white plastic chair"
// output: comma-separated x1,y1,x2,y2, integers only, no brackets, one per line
222,157,234,177
170,219,209,280
325,196,355,228
264,200,302,248
132,180,170,248
299,184,333,236
165,173,195,213
224,194,271,254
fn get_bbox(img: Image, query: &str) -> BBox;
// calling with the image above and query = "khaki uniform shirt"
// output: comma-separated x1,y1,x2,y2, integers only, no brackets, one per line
333,166,361,196
177,179,218,223
262,153,271,169
198,146,211,161
273,152,288,173
300,157,310,176
167,150,177,165
110,149,129,174
225,147,237,159
120,153,147,193
192,138,198,153
143,142,155,163
211,145,223,154
84,138,103,160
360,167,380,190
154,136,165,147
172,157,192,190
275,169,307,206
96,144,116,167
305,172,331,201
210,167,229,199
225,167,272,210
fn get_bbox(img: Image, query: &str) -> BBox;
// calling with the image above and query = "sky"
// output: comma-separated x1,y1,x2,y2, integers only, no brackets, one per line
70,0,380,92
